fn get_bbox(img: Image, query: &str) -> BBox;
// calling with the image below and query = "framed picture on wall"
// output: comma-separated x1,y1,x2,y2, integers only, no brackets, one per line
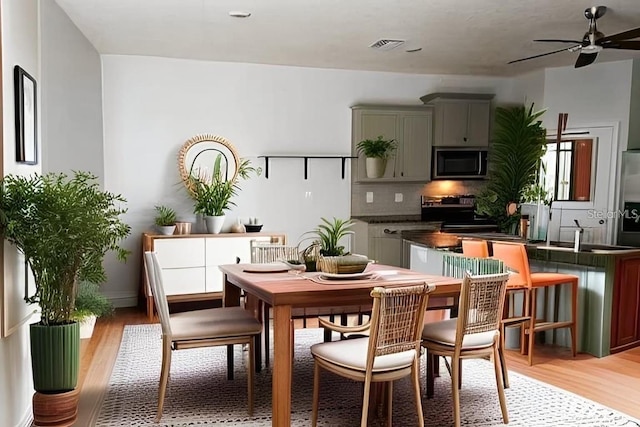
14,65,38,165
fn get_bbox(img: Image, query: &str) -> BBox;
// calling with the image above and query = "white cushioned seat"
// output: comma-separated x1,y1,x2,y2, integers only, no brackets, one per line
422,319,497,349
311,337,416,372
170,307,262,341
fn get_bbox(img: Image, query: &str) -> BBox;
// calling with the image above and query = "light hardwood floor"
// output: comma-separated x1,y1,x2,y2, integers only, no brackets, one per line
76,308,640,425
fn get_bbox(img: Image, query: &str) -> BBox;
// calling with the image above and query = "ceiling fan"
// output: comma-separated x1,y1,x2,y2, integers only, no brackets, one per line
509,6,640,68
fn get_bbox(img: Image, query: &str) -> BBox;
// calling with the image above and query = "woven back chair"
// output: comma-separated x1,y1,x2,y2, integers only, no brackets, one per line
422,272,510,427
311,283,434,427
251,241,300,264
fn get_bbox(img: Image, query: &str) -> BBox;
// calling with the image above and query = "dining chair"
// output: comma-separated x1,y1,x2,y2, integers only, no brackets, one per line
422,272,510,427
143,251,262,422
459,242,530,388
491,241,578,366
310,283,434,427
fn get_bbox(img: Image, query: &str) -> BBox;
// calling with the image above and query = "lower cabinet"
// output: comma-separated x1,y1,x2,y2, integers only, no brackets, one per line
611,256,640,353
141,232,284,318
352,220,438,268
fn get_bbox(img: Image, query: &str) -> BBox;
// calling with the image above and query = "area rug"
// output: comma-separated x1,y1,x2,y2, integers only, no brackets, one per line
94,324,640,426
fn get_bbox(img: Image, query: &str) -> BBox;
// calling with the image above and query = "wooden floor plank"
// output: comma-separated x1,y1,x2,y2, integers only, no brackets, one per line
76,308,640,424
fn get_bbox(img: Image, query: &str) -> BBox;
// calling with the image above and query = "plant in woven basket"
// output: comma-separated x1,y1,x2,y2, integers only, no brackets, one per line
305,217,369,274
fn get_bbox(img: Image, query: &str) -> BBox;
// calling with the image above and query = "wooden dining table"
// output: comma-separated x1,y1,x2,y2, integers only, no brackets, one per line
220,262,462,427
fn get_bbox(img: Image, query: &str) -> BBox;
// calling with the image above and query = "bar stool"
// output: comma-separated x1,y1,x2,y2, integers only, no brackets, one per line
491,241,578,365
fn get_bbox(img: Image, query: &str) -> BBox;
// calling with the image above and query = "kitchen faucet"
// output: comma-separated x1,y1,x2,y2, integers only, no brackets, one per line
573,219,584,252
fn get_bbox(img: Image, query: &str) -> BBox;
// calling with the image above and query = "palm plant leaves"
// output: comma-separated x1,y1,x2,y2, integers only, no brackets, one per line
314,217,355,256
476,105,547,232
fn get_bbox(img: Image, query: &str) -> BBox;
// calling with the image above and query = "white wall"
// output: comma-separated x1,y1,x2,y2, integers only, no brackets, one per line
101,55,520,305
40,0,104,183
515,60,634,244
1,0,41,425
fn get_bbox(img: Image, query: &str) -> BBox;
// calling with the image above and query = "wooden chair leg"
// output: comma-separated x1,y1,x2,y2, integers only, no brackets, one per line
227,345,234,380
451,354,461,427
360,374,372,427
264,303,271,367
156,337,172,423
311,362,320,427
493,344,509,424
528,288,537,366
386,381,393,426
498,339,510,389
248,338,254,416
411,359,424,426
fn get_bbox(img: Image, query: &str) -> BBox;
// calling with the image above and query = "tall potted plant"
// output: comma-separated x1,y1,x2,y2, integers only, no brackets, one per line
0,171,130,424
188,154,258,234
356,135,397,178
475,104,547,233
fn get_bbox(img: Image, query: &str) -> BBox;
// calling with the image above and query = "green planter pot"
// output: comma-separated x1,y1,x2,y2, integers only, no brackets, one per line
30,322,80,392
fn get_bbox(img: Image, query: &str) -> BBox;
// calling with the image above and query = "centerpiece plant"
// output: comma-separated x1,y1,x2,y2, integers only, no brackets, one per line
303,217,369,274
0,171,130,421
475,104,547,233
188,154,259,233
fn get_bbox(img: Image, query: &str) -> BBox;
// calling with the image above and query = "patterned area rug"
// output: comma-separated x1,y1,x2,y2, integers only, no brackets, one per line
95,324,640,426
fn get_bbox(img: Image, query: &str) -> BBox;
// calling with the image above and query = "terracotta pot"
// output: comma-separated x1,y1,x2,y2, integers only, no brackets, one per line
32,388,80,427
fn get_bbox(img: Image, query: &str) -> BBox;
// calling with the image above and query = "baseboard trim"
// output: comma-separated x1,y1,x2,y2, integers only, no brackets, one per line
105,292,138,308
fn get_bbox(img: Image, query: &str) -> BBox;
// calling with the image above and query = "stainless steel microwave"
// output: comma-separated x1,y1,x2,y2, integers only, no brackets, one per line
432,147,488,180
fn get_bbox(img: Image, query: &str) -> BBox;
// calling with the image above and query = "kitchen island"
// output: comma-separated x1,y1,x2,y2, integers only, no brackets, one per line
403,230,640,357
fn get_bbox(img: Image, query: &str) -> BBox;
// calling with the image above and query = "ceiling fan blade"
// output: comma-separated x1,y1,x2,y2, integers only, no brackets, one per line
602,40,640,50
508,46,579,64
598,27,640,43
574,52,598,68
534,39,583,44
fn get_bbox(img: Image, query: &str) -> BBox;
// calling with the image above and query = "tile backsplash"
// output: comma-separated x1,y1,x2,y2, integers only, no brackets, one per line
351,180,487,216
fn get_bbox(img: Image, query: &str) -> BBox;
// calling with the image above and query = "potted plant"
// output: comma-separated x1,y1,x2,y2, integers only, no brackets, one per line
73,280,114,339
475,104,547,234
306,217,369,274
154,205,177,235
0,171,130,424
356,135,397,178
188,155,258,234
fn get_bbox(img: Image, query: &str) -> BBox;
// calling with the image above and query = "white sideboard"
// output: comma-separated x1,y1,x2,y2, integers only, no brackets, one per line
141,232,285,318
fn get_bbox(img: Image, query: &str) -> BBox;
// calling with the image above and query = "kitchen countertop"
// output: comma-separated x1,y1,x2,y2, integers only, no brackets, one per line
403,230,640,259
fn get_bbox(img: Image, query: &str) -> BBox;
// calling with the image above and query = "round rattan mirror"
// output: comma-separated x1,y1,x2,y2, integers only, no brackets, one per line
178,134,240,195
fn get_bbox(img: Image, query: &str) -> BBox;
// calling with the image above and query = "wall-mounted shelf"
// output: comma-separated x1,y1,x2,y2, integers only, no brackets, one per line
258,155,356,179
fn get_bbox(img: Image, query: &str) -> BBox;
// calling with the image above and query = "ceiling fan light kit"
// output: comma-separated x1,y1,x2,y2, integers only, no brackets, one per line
509,5,640,69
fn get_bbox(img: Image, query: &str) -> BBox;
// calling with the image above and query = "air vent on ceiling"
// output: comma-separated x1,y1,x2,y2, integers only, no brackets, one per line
369,39,405,51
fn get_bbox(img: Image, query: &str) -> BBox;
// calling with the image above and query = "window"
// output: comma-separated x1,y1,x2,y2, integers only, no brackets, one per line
540,138,594,202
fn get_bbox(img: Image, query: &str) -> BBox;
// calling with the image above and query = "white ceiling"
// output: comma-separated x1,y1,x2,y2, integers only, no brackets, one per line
54,0,640,77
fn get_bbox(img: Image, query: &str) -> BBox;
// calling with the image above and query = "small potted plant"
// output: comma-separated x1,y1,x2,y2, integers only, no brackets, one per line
307,217,369,274
154,205,177,235
73,280,114,339
188,155,259,234
356,135,397,178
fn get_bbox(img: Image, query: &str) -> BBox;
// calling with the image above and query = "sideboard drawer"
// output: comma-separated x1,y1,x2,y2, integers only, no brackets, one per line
155,238,205,268
161,267,206,295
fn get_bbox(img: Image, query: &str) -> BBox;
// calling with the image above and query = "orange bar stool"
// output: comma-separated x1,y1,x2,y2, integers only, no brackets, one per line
491,241,578,365
461,239,490,258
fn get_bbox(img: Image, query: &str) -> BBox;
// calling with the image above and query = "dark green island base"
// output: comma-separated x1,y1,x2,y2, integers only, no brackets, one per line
403,231,640,357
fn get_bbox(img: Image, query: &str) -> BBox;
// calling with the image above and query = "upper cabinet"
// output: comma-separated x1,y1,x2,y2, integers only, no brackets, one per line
420,93,494,147
352,105,433,183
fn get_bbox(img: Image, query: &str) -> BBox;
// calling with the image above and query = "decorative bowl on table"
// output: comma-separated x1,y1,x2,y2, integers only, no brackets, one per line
245,224,263,233
317,254,371,274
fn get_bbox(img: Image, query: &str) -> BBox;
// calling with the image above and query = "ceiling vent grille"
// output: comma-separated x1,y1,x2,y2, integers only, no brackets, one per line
369,39,405,51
